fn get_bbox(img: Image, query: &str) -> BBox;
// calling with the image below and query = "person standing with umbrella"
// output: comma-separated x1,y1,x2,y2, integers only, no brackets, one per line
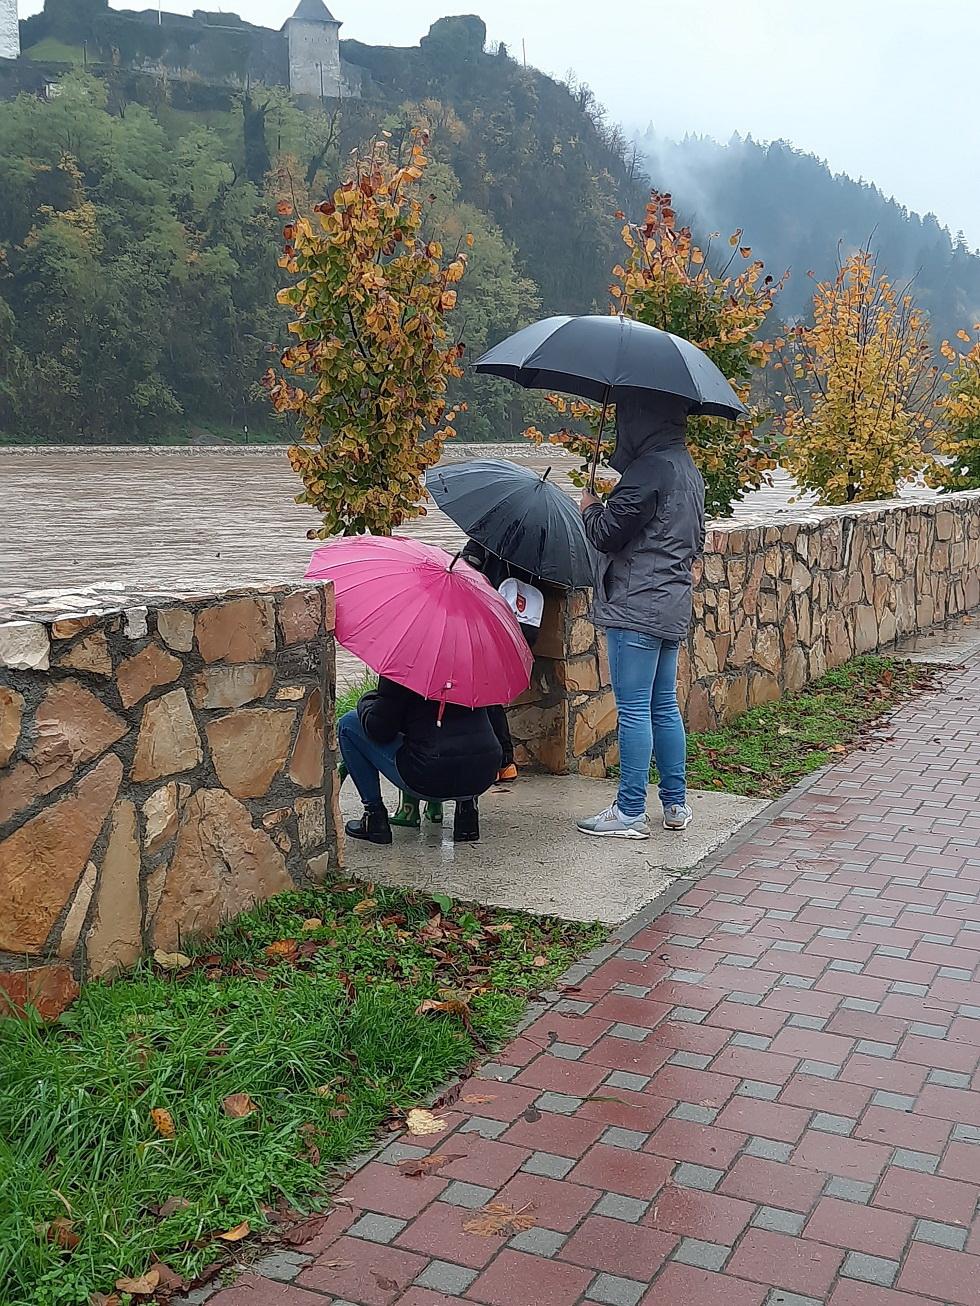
475,312,744,838
577,394,705,838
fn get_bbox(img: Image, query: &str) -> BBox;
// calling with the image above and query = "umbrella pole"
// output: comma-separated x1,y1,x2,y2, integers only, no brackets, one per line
588,387,611,493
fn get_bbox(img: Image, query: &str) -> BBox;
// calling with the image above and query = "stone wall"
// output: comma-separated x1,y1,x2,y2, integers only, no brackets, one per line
511,492,980,775
0,583,340,1019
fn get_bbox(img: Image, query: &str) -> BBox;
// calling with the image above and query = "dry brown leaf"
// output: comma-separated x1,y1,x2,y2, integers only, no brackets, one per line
353,898,378,916
39,1218,79,1250
373,1272,400,1291
152,950,191,970
150,1263,185,1291
157,1197,191,1219
532,956,548,968
397,1151,465,1177
264,939,297,960
462,1202,536,1237
217,1221,250,1242
88,1294,120,1306
149,1108,175,1139
405,1108,448,1136
222,1093,257,1119
302,918,323,931
317,1257,353,1269
462,1093,497,1104
415,997,471,1018
115,1269,160,1295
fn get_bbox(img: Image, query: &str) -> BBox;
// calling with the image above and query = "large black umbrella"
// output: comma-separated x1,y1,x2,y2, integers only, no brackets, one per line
426,459,593,589
475,313,747,487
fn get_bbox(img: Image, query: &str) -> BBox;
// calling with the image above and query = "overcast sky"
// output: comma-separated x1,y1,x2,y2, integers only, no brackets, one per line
20,0,980,247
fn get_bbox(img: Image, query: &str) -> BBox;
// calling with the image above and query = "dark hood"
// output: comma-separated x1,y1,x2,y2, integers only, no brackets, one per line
609,394,690,474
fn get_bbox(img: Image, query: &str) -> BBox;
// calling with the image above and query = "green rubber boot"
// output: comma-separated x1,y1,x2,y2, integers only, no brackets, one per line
337,761,348,787
424,801,444,825
391,793,421,828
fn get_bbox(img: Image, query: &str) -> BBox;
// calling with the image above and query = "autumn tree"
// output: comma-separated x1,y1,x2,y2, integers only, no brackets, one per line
526,192,782,517
926,329,980,492
775,250,941,504
266,130,468,537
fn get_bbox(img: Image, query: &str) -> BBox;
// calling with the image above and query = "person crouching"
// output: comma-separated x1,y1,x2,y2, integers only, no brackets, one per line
339,676,502,845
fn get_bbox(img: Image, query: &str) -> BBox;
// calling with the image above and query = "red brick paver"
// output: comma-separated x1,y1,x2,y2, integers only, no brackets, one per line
211,661,980,1304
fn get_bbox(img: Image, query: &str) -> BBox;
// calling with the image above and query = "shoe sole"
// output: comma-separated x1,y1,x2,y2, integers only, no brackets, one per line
578,825,651,840
663,816,693,831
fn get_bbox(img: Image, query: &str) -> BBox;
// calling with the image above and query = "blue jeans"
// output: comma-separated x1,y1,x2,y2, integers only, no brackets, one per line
338,710,420,807
606,628,687,817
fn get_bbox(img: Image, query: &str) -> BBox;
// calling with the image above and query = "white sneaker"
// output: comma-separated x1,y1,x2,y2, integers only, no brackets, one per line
577,804,651,840
663,803,693,831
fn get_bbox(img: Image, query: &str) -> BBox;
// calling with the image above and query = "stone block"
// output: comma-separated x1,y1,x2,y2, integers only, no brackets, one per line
143,783,186,853
206,707,296,800
156,606,195,653
296,795,326,850
131,689,202,783
117,642,183,709
570,617,596,656
85,800,142,978
56,631,112,677
749,673,780,708
0,686,23,767
686,684,712,732
195,596,275,665
50,617,98,640
289,689,324,789
754,626,782,675
557,655,600,693
278,590,322,646
0,620,50,670
192,664,275,710
0,963,79,1021
57,862,97,959
572,690,617,757
0,753,123,953
150,789,293,950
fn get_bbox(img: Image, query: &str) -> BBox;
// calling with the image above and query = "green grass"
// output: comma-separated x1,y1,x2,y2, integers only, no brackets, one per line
22,38,86,63
682,656,936,799
0,884,603,1306
336,672,378,721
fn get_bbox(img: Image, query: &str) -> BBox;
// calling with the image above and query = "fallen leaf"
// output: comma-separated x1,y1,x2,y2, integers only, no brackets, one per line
373,1272,400,1291
283,1215,334,1247
88,1294,120,1306
302,918,323,931
463,1202,536,1237
222,1093,257,1119
150,1108,175,1139
157,1197,191,1219
397,1152,465,1177
532,956,548,968
415,997,471,1018
265,939,297,960
152,950,191,970
217,1221,250,1242
40,1218,79,1250
149,1263,185,1291
353,898,377,916
115,1270,160,1295
405,1108,448,1136
462,1093,496,1104
316,1257,353,1269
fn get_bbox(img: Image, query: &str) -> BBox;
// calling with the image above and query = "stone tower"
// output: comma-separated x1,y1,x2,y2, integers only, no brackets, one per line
0,0,19,61
285,0,342,99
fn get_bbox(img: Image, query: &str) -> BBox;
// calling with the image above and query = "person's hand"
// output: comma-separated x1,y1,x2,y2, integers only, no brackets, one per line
580,489,600,513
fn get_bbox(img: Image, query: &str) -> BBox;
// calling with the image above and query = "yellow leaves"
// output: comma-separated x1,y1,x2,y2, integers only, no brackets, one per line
116,1269,160,1296
217,1221,250,1242
152,949,190,970
405,1108,448,1136
440,290,458,312
150,1109,175,1140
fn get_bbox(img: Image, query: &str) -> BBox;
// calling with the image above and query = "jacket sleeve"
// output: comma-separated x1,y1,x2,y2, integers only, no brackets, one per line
582,478,659,555
357,679,407,744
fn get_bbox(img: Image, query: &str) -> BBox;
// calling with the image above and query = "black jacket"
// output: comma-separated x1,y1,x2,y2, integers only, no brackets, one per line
583,395,706,641
357,677,502,801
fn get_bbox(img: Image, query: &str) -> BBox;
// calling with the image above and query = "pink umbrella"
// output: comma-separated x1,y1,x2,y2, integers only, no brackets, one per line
305,536,533,709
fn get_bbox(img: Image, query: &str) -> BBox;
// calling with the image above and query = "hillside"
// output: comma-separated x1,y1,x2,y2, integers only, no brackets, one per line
635,128,980,344
0,15,646,444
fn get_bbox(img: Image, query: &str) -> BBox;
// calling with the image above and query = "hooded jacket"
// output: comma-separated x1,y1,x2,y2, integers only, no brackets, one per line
582,395,706,642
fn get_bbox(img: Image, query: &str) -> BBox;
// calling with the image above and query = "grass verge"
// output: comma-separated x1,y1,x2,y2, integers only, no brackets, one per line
0,883,602,1306
336,671,378,721
683,656,937,799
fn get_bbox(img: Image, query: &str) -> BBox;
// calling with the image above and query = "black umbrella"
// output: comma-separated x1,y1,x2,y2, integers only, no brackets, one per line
475,313,747,487
426,459,593,589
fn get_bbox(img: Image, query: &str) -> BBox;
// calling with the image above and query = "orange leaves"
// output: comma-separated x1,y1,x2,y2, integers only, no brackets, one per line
463,1202,537,1237
150,1108,175,1139
217,1221,250,1242
116,1270,160,1296
222,1093,257,1119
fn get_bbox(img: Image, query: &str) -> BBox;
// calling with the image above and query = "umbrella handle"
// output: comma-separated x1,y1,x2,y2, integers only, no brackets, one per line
588,387,611,493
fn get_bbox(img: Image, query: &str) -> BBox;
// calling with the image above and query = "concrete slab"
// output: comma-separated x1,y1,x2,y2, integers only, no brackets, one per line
339,774,767,925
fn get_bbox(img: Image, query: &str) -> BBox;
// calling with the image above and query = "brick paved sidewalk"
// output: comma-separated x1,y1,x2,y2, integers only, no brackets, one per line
209,659,980,1306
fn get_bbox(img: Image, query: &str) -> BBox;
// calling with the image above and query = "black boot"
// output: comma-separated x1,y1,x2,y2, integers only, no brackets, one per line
453,798,480,844
346,803,392,845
